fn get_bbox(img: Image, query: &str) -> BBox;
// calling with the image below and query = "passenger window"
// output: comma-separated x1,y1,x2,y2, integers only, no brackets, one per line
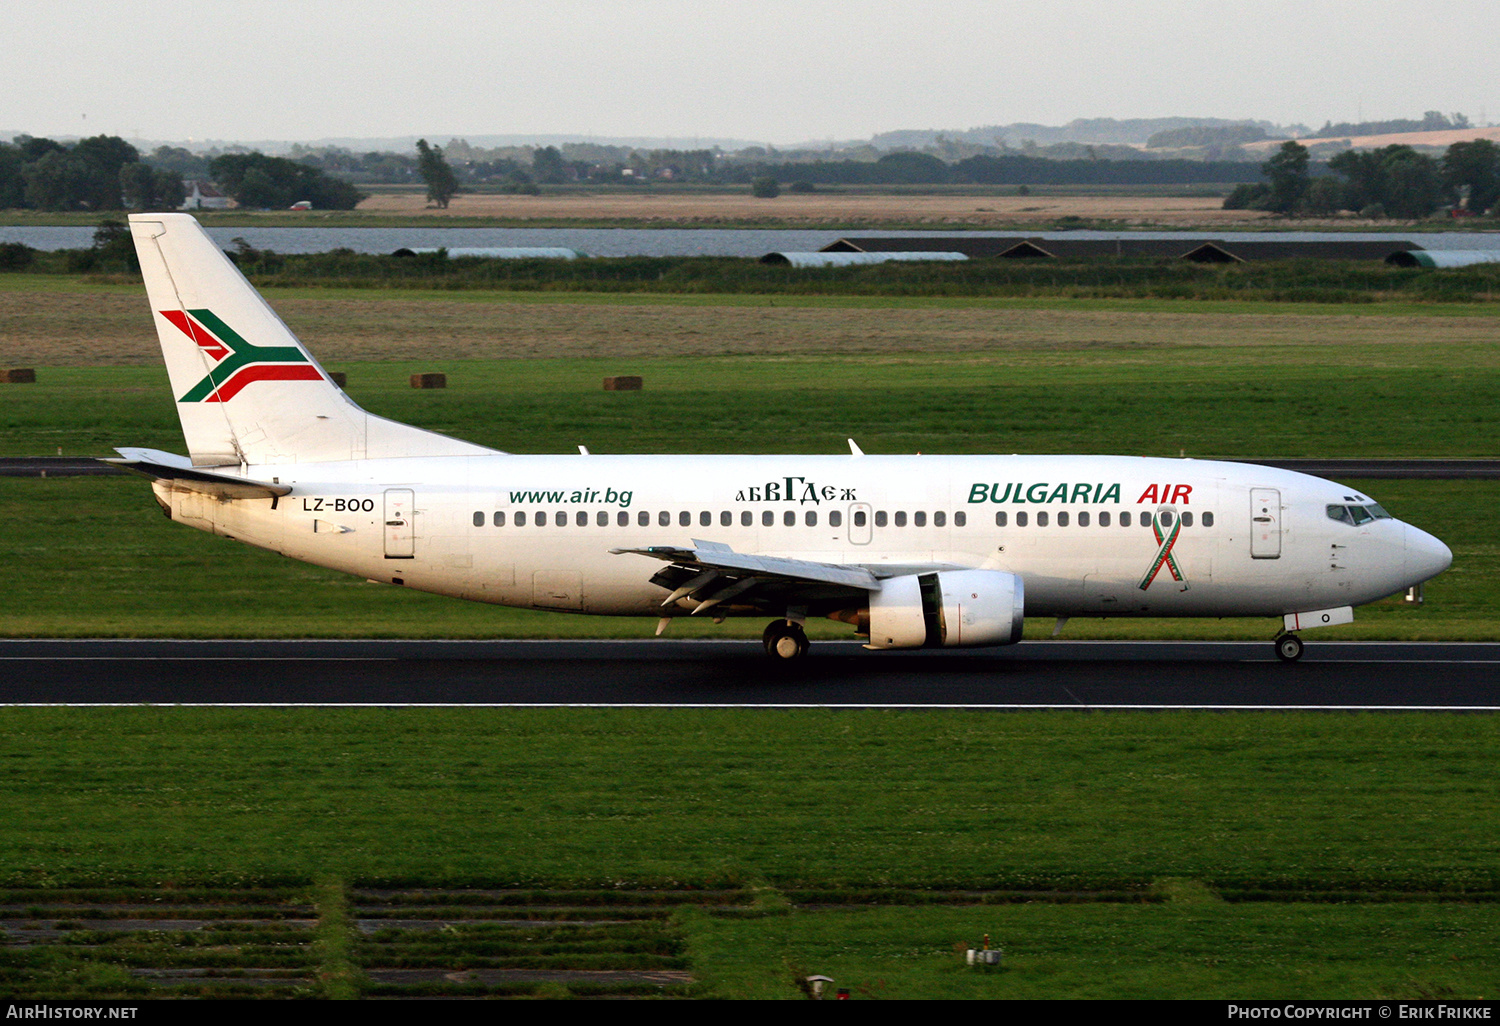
516,511,527,527
914,511,927,527
536,511,547,526
1160,511,1174,527
783,510,795,527
577,511,589,527
854,510,867,527
720,511,731,527
934,511,946,527
1057,511,1069,527
495,511,506,527
995,511,1007,527
1078,511,1089,527
741,511,752,527
1037,511,1049,527
472,511,484,527
1099,511,1110,527
805,511,817,527
762,511,773,527
1203,511,1214,528
894,511,907,527
830,510,843,527
597,511,608,527
659,511,670,527
679,511,691,527
699,511,711,527
1016,511,1028,527
1181,512,1193,527
875,511,888,527
954,511,965,527
1120,511,1131,527
557,510,567,526
617,511,628,527
638,511,649,527
1327,504,1354,525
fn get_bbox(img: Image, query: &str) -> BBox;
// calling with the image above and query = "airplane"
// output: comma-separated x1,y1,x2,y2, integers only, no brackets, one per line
110,213,1453,662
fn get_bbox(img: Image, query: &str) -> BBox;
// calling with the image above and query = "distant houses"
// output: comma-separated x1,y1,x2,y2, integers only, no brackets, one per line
180,180,230,210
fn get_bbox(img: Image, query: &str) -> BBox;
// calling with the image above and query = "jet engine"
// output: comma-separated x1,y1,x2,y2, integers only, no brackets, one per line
865,569,1025,649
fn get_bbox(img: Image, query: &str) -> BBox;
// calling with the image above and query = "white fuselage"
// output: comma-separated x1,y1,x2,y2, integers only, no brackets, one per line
152,453,1451,623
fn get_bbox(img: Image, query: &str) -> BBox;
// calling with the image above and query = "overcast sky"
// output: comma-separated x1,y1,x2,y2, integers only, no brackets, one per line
7,1,1498,146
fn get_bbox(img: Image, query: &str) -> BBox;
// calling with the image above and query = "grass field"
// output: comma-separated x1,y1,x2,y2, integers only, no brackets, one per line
0,709,1497,998
1,276,1497,998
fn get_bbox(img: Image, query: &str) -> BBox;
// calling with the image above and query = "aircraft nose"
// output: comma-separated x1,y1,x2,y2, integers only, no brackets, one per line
1404,524,1453,584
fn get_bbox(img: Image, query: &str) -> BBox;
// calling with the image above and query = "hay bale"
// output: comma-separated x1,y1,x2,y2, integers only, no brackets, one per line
603,375,643,391
3,369,36,383
410,373,446,389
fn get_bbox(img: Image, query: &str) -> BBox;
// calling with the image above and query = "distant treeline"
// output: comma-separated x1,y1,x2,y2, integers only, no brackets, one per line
1309,111,1470,140
9,235,1500,306
1226,139,1500,218
725,152,1265,188
0,135,364,212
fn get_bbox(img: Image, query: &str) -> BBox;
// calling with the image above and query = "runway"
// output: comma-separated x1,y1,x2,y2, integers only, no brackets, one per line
2,639,1497,709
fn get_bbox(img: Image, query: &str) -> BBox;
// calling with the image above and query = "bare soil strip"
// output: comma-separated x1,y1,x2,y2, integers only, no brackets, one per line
3,289,1494,367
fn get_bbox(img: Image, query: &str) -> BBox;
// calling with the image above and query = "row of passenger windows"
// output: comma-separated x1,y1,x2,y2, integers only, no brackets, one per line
993,509,1214,528
470,508,1216,529
472,509,971,528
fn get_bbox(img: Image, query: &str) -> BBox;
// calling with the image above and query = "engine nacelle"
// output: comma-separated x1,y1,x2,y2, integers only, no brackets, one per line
866,569,1025,649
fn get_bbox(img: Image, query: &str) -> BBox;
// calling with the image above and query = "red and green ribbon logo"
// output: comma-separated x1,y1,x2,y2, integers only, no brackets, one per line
1138,508,1189,592
163,308,323,403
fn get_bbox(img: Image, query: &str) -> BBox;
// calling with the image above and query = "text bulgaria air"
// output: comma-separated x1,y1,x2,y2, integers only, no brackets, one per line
969,482,1193,504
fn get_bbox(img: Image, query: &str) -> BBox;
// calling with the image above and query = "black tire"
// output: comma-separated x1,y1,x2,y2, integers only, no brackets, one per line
1275,634,1304,662
762,620,810,660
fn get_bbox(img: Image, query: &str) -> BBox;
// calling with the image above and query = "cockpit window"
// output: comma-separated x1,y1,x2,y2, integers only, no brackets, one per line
1329,503,1388,526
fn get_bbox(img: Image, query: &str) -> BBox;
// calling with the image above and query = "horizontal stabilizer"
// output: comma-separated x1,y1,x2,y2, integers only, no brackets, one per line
107,447,290,500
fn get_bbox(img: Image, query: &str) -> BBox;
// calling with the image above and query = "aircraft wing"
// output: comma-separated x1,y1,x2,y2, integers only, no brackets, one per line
613,540,882,591
106,447,291,500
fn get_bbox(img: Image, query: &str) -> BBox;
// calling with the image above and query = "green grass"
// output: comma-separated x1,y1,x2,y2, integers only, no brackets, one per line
6,345,1500,459
1,708,1495,888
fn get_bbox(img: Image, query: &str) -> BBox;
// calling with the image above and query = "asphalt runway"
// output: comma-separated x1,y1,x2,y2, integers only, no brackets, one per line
2,639,1497,709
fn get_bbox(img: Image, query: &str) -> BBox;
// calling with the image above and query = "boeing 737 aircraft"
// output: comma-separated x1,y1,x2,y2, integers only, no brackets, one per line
112,213,1452,661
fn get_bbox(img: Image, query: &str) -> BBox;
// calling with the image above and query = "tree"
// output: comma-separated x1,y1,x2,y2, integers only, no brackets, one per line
415,139,459,209
208,152,365,210
1443,139,1500,214
750,175,780,198
1328,145,1443,219
1261,141,1309,213
120,162,185,210
531,145,568,185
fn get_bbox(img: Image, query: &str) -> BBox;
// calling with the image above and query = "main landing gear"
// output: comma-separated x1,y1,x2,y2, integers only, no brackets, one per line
1275,632,1305,662
763,619,810,660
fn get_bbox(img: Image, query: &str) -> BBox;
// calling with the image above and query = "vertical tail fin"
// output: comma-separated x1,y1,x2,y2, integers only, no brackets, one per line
128,213,497,466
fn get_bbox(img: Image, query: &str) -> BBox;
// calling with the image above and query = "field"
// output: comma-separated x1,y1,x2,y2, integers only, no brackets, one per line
1,273,1498,998
356,187,1279,228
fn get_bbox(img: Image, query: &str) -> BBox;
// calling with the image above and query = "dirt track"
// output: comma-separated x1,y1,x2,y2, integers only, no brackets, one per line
3,287,1493,367
356,190,1279,227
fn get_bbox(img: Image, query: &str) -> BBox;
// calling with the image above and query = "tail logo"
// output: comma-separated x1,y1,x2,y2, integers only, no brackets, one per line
162,308,324,403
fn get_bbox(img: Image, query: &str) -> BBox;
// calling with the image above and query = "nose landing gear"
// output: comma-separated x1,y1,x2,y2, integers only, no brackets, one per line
1274,632,1304,662
763,620,810,660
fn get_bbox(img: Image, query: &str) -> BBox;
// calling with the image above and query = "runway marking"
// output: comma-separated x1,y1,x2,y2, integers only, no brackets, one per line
3,703,1499,711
